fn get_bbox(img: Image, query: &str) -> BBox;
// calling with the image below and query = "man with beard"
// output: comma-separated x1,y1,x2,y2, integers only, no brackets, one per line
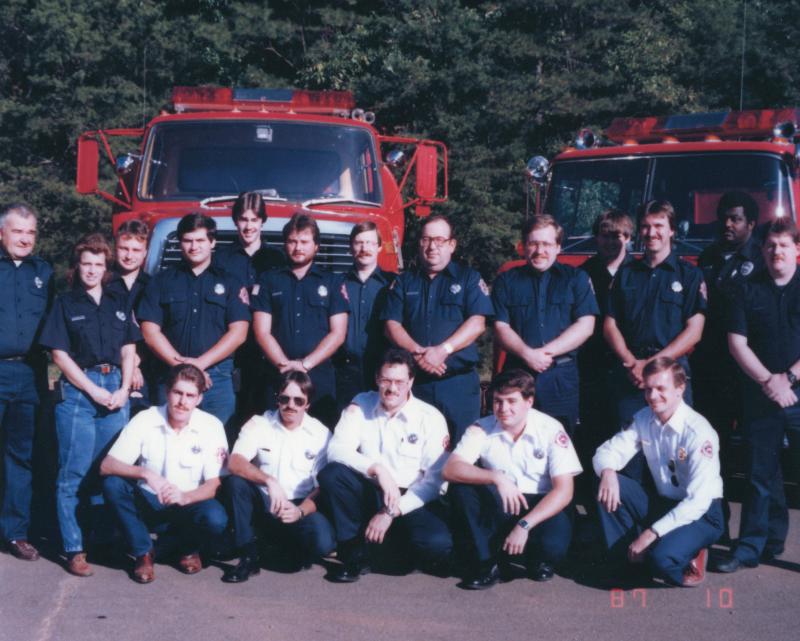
334,222,395,413
252,213,348,427
716,218,800,572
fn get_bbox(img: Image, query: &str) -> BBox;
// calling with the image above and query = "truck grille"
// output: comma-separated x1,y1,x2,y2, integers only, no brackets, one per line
159,230,353,273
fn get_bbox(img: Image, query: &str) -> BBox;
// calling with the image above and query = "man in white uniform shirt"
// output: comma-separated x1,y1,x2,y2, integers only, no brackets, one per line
443,369,581,590
594,357,724,587
319,348,452,582
221,371,334,583
100,364,228,583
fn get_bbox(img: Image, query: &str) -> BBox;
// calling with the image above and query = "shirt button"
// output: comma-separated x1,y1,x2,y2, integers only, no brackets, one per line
193,308,197,313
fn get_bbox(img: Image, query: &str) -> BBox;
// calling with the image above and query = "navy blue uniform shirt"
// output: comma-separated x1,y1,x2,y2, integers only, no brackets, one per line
106,268,151,318
493,262,599,363
136,262,251,359
607,252,707,355
251,263,349,360
213,240,284,292
381,260,494,372
39,287,140,368
338,267,395,359
728,269,800,374
0,250,53,358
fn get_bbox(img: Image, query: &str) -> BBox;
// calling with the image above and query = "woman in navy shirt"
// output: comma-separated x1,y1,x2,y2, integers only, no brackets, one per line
40,233,138,577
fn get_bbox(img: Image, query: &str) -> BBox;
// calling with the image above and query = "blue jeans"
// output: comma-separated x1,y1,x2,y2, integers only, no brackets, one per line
103,475,227,557
157,360,235,431
0,361,39,542
54,369,129,553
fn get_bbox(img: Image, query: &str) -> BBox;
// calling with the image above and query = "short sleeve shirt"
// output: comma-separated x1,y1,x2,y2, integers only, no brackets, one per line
453,409,582,494
213,241,285,292
232,410,331,500
108,405,229,493
338,267,395,360
0,251,53,358
381,261,494,371
136,262,251,359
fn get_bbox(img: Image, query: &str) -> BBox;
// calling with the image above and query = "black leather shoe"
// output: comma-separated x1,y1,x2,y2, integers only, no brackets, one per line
329,559,369,583
713,553,757,573
529,560,555,582
460,564,500,590
761,546,784,562
222,556,261,583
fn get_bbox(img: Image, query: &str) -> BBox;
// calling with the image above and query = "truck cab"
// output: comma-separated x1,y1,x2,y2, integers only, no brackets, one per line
76,87,447,273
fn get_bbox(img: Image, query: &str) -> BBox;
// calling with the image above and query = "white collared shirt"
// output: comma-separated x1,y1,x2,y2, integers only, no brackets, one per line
328,391,449,515
592,401,724,537
107,405,228,494
454,409,582,494
232,410,330,500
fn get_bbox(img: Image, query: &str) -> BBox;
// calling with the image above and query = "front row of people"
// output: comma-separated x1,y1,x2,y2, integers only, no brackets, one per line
94,349,721,589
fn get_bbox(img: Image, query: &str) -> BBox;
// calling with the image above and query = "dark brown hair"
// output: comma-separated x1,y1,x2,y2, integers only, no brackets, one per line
232,191,267,223
165,363,207,394
68,233,113,288
489,368,536,400
642,357,687,388
115,219,150,244
521,214,564,245
282,212,320,245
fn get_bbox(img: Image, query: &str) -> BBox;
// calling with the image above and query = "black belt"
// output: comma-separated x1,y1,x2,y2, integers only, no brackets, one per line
85,363,117,374
631,346,662,359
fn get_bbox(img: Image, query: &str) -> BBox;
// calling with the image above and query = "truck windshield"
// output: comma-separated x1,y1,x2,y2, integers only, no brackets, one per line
139,120,381,204
546,153,793,254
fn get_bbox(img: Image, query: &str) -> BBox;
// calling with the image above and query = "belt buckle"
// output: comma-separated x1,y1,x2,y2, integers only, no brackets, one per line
100,364,111,375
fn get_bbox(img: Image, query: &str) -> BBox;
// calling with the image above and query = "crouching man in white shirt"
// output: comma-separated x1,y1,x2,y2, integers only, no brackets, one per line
594,357,724,587
100,364,229,583
318,348,452,583
221,370,334,583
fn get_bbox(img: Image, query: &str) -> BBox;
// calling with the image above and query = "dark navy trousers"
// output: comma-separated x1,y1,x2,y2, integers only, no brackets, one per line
413,369,481,444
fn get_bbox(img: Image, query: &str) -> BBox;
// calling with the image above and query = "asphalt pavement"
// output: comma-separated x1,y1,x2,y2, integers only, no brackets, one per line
1,502,797,641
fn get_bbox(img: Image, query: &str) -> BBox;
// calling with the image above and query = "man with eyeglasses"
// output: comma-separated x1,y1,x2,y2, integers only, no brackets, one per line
252,213,348,427
493,215,598,436
319,348,452,582
334,222,395,413
382,215,493,441
221,370,334,583
594,357,723,587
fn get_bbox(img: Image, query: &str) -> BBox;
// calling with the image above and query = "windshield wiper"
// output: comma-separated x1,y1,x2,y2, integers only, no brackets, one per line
200,189,286,208
301,197,380,209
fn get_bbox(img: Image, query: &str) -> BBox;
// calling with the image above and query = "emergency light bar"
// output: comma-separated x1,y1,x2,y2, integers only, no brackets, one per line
604,108,800,143
171,87,356,115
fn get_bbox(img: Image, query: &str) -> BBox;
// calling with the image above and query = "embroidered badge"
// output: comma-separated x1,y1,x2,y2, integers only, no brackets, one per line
252,284,260,296
699,280,707,301
340,282,349,302
740,261,754,276
407,433,419,444
318,285,328,297
115,310,126,322
478,278,490,296
449,283,462,294
214,283,225,295
677,446,687,462
238,287,249,306
700,440,714,459
442,434,451,451
217,447,228,463
305,450,316,460
671,281,683,293
555,431,569,448
533,448,545,459
191,445,202,454
34,276,43,289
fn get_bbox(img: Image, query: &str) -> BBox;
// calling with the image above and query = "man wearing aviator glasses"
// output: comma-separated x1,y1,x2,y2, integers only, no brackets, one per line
382,215,493,442
593,357,724,587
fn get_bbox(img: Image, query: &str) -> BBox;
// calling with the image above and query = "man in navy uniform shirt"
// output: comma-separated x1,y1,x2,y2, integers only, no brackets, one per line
382,215,493,442
137,213,250,429
252,213,348,427
716,218,800,572
493,215,598,435
213,192,284,425
106,220,153,415
0,203,53,561
334,221,395,412
604,200,706,426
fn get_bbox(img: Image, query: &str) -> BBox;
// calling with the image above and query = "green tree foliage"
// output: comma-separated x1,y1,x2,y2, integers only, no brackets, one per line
1,0,797,279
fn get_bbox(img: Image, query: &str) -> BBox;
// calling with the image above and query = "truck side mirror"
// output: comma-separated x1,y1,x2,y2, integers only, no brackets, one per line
415,143,439,202
76,136,99,194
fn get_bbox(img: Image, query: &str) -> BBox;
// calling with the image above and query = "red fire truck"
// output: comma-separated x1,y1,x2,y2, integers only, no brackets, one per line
75,87,447,273
522,108,799,264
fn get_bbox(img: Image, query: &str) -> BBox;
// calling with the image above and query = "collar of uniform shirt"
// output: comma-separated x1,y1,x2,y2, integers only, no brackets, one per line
268,409,316,435
370,392,420,423
635,250,680,272
649,400,689,435
346,266,389,284
155,405,203,435
492,409,541,444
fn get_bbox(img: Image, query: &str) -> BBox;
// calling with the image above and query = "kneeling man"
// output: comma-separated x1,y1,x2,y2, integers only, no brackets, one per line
100,364,229,583
222,371,334,583
594,357,724,587
319,348,452,582
443,369,581,590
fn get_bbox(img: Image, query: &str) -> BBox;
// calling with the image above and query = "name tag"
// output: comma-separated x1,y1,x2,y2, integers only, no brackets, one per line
70,315,86,321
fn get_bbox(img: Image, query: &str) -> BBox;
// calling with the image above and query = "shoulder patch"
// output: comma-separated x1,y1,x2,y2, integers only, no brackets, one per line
217,447,228,464
554,430,570,448
238,287,250,306
340,282,350,302
700,440,714,459
699,280,708,301
478,278,490,296
442,434,451,451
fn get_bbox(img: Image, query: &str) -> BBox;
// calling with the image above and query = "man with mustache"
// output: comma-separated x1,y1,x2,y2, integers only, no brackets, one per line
252,213,348,427
716,218,800,572
334,221,395,412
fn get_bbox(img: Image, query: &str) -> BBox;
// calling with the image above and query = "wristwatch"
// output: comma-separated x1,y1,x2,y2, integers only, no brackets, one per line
787,369,798,387
517,519,531,531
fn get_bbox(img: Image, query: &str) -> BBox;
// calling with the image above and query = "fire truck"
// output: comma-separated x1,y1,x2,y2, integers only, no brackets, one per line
75,87,447,273
522,108,799,263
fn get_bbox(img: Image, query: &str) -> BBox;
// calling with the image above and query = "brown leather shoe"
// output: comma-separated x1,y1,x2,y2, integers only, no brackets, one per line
7,540,39,561
66,552,94,577
178,553,202,575
682,548,707,587
132,550,155,584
